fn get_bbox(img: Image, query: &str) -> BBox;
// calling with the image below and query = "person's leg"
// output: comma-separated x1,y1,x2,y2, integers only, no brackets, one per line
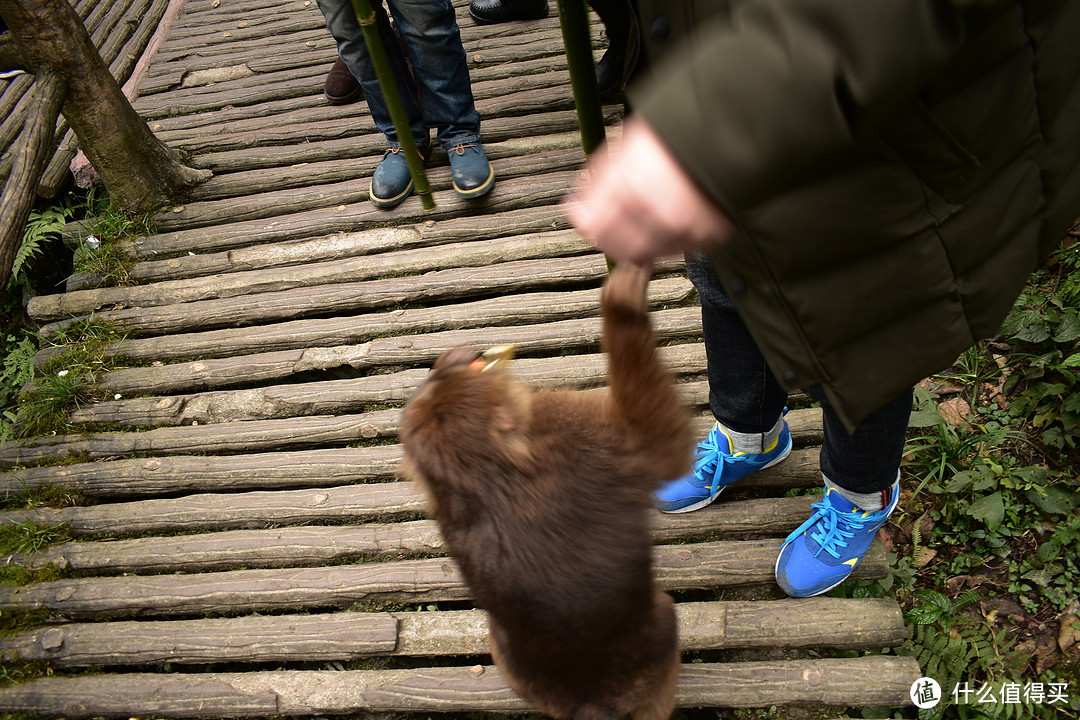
654,252,792,513
316,0,431,207
774,387,912,597
315,0,424,143
586,0,640,99
387,0,494,198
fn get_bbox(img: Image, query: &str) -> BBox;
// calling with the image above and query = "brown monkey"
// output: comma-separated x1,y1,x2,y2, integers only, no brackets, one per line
399,263,692,720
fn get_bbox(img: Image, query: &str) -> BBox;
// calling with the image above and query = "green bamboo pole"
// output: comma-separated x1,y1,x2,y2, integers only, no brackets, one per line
556,0,613,271
556,0,606,159
350,0,435,210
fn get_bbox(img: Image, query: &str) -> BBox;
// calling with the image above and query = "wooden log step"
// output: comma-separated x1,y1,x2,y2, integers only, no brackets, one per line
80,309,701,405
0,445,404,501
34,227,593,322
0,417,817,502
81,204,571,288
146,53,576,134
36,251,650,340
152,66,575,149
1,483,427,537
156,145,585,232
0,409,400,469
52,271,682,367
143,93,326,135
140,35,338,92
0,408,825,470
153,14,328,54
0,539,886,619
0,656,919,717
167,129,585,210
15,495,822,571
1,597,906,667
105,166,579,264
0,449,822,536
183,107,612,175
136,67,325,119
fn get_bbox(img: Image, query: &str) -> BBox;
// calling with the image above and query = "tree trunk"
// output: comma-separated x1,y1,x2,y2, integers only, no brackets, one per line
0,65,66,283
0,0,211,214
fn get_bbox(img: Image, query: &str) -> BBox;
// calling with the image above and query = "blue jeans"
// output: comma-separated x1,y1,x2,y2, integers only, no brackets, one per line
316,0,482,150
686,252,912,494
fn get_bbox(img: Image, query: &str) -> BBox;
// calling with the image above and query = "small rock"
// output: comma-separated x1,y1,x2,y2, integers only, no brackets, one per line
469,665,484,676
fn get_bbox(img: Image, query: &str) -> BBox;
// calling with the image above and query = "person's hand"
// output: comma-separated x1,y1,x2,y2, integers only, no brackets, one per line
565,115,734,264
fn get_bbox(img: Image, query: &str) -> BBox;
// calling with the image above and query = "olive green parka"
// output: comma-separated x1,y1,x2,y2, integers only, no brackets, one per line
628,0,1080,429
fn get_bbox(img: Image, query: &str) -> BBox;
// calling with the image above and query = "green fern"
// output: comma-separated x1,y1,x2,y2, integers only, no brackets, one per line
8,206,75,286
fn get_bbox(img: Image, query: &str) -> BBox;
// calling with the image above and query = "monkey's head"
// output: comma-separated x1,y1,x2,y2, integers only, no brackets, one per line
400,345,533,487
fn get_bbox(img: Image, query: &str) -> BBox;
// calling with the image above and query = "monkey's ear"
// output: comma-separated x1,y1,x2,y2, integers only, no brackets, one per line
434,347,481,371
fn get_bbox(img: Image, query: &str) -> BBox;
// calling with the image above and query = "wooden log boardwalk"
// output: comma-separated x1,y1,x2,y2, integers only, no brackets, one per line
0,0,920,716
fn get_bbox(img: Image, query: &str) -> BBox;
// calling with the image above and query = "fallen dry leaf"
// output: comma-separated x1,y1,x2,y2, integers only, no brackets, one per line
938,397,972,427
1058,613,1079,653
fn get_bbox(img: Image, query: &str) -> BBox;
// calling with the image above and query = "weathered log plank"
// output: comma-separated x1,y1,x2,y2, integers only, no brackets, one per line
0,540,886,619
0,445,404,500
37,251,647,339
182,108,614,174
0,427,819,502
72,166,581,267
35,228,593,321
0,448,822,537
2,484,428,537
140,36,337,94
49,273,687,367
78,310,701,408
153,144,586,232
78,204,571,288
17,495,821,573
0,656,919,717
0,410,401,468
0,408,823,470
1,598,905,667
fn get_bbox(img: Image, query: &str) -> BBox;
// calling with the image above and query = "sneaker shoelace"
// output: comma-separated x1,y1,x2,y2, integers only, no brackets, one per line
694,429,755,496
449,143,477,156
794,500,882,560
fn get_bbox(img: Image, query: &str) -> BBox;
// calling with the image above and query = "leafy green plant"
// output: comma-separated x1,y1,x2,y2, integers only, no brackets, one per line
7,205,78,291
11,316,127,438
0,519,69,556
70,189,156,286
0,334,36,443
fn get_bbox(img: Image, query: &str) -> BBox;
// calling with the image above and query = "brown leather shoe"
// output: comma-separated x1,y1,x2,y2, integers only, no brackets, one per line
324,57,363,105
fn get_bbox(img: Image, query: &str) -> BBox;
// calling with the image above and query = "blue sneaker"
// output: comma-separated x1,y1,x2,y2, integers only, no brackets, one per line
447,142,495,199
654,419,792,513
775,484,899,597
370,142,432,209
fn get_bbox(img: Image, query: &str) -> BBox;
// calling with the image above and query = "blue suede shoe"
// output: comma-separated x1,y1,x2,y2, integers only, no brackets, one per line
447,141,495,199
655,418,792,513
775,484,899,597
370,142,431,209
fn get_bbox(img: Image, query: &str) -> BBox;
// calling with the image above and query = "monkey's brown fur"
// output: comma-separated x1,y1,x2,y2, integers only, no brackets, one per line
399,264,692,720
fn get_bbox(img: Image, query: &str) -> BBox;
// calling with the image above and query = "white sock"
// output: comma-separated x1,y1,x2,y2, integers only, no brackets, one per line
718,415,785,455
824,473,900,513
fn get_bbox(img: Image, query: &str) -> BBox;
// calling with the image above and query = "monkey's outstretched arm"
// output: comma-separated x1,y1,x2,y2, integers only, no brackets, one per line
601,264,692,481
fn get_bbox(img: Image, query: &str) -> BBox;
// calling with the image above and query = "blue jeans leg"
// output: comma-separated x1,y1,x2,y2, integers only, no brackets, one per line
315,0,481,149
685,251,911,495
386,0,482,150
316,0,425,145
